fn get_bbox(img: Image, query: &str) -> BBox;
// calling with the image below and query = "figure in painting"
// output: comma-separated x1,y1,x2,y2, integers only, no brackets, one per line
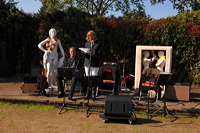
142,50,156,70
155,50,166,71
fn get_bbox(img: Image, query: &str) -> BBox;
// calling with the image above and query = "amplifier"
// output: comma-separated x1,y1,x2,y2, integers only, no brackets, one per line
166,83,191,101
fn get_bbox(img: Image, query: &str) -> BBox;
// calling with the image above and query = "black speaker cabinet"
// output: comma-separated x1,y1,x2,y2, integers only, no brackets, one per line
105,95,132,117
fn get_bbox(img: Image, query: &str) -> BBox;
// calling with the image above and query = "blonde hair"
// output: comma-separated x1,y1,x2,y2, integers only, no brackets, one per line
86,30,97,42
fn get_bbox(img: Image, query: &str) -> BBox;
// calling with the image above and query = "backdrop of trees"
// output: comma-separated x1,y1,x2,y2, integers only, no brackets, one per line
0,0,199,87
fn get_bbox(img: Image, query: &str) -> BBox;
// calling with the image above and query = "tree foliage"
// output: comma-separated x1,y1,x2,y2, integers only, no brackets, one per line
171,10,200,25
151,0,200,12
39,0,145,17
0,0,41,75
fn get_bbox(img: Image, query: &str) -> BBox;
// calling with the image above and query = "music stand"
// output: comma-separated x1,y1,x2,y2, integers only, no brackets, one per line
80,76,103,117
57,68,72,114
150,73,176,122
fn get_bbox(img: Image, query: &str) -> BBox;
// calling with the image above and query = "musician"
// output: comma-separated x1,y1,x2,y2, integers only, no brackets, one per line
81,30,102,99
57,47,82,99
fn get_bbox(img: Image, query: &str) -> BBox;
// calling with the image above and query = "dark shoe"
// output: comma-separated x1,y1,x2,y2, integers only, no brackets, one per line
92,96,96,100
68,93,73,100
92,94,96,100
68,95,72,100
42,90,49,97
84,95,90,99
58,93,65,98
68,97,72,100
92,91,96,100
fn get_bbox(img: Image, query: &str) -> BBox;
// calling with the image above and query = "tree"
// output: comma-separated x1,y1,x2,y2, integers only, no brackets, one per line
0,0,18,10
151,0,200,12
39,0,144,17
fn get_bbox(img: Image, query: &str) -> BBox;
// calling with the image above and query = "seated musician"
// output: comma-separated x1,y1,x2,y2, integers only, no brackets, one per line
57,46,82,100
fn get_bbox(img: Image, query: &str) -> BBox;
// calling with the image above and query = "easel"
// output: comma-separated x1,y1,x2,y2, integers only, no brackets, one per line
80,76,103,117
149,73,177,122
57,68,72,114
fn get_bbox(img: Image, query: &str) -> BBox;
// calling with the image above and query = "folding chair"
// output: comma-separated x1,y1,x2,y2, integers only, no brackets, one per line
96,68,116,96
139,68,161,102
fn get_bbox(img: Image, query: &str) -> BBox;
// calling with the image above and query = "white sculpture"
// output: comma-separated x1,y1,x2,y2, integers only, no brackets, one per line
142,50,156,70
156,50,166,71
38,28,65,93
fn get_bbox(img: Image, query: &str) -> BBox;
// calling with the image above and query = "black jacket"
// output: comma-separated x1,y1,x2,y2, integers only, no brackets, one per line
63,57,82,69
83,40,102,67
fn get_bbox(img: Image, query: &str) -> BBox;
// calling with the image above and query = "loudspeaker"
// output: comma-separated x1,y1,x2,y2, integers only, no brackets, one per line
105,95,132,117
166,83,191,101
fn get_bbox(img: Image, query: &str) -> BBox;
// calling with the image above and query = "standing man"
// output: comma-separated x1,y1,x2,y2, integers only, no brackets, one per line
57,47,82,100
82,30,102,100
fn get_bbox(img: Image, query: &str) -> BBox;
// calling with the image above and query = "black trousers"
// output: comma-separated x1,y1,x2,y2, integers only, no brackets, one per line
57,76,79,97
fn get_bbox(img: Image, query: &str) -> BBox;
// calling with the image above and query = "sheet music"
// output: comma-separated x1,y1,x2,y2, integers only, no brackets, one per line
79,48,90,53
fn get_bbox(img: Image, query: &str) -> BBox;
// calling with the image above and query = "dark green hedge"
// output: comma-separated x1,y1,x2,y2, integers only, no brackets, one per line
0,8,199,87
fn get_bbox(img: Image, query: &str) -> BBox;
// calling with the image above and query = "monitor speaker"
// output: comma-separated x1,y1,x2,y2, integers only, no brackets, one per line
104,95,132,117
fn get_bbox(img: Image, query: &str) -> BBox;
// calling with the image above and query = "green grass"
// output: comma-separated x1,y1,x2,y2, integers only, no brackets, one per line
0,102,56,112
0,101,199,122
0,102,20,108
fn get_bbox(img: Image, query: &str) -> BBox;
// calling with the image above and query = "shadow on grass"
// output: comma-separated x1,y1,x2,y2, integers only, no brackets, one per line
100,117,162,125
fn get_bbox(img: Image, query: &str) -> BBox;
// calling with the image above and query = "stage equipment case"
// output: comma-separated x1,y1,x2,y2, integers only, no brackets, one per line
21,82,38,93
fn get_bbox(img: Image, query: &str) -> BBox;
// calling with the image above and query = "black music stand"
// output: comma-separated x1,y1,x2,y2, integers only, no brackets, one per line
57,68,72,114
150,73,177,122
80,76,103,117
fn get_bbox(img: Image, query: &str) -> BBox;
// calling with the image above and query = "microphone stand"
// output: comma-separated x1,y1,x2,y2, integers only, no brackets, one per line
59,54,71,114
59,73,70,114
115,54,121,72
